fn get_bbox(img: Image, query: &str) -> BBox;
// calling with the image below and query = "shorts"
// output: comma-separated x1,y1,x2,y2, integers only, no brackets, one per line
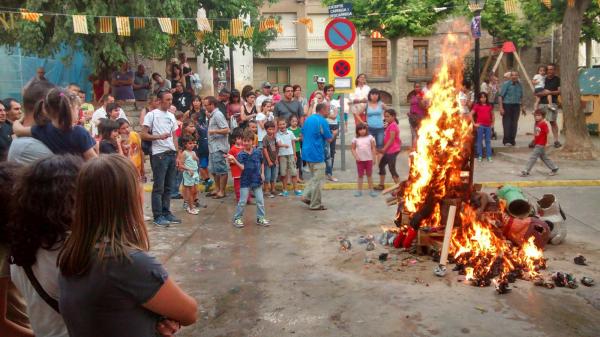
198,155,209,169
356,160,373,178
279,155,297,177
539,104,558,123
368,127,385,149
183,170,200,187
534,87,545,94
264,164,278,183
209,150,228,175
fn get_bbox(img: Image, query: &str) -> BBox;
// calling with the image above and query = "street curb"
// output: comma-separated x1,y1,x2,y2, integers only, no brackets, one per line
143,179,600,193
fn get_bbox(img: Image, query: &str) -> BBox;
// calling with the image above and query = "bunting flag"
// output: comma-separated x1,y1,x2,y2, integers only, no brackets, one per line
276,23,283,34
259,17,276,32
194,31,205,41
541,0,551,9
158,17,173,34
196,17,212,32
468,2,484,11
20,9,42,22
171,19,179,34
72,15,88,34
243,26,254,39
99,17,113,33
133,17,145,29
504,0,518,14
116,16,130,36
230,18,243,37
297,17,313,33
567,0,575,6
220,29,229,44
370,30,383,39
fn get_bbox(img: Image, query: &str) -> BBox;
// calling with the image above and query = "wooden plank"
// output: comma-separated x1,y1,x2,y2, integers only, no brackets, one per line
491,51,504,74
382,183,400,195
513,51,535,92
439,205,457,266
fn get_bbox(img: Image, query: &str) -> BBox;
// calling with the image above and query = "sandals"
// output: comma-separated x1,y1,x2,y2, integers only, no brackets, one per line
309,205,327,211
373,184,385,191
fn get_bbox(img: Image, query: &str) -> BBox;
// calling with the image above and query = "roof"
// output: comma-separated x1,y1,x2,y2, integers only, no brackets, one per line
580,68,600,95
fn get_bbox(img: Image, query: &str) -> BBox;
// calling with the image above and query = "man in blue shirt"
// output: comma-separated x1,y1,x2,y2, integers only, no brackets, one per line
301,102,333,210
498,71,523,146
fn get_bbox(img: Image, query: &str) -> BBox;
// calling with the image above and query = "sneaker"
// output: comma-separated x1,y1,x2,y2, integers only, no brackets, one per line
369,191,379,198
487,157,492,162
281,191,289,197
164,213,182,224
549,104,557,112
520,171,530,177
477,157,483,162
549,168,559,176
256,217,271,227
144,214,152,222
153,216,171,227
268,193,276,198
183,201,188,210
233,218,245,228
354,191,363,197
554,141,562,148
186,207,199,215
327,175,339,182
294,190,303,196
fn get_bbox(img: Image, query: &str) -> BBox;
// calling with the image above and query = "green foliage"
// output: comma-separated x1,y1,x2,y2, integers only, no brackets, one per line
0,0,277,73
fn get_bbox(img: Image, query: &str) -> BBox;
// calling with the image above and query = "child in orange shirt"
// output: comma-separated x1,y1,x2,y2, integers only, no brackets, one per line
228,128,244,202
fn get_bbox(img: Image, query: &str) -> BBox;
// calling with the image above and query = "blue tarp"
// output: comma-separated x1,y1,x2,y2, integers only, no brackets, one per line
580,68,600,95
0,46,93,102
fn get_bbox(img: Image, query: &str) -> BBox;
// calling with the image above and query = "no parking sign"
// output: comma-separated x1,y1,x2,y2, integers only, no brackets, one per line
328,50,355,94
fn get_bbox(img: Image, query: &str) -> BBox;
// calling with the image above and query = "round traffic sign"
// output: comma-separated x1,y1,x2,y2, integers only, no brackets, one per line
324,18,356,51
333,60,351,77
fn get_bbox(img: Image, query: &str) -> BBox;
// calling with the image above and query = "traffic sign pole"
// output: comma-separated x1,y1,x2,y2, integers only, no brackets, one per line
340,94,346,171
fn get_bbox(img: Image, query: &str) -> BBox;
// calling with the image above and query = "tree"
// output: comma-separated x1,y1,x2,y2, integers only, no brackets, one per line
0,0,277,75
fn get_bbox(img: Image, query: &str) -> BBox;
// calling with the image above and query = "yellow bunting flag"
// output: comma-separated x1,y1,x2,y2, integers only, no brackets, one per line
297,17,313,33
194,31,205,41
157,17,172,34
230,19,243,37
72,15,88,34
171,19,179,34
133,18,145,29
259,17,276,32
277,23,283,34
243,26,254,39
20,9,42,23
541,0,551,8
220,29,229,44
196,17,212,32
567,0,575,7
99,17,113,33
116,17,130,36
504,0,518,14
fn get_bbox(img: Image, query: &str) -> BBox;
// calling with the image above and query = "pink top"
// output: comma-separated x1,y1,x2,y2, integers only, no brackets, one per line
352,135,375,161
384,121,401,154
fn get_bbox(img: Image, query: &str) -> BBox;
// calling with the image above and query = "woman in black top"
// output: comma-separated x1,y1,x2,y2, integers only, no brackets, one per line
179,53,193,93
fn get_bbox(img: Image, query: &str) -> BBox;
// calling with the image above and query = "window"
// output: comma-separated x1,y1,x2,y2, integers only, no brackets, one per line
371,41,388,77
412,40,429,76
267,66,290,86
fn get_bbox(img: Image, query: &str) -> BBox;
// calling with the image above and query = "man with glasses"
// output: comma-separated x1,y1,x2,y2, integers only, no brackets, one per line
274,84,304,122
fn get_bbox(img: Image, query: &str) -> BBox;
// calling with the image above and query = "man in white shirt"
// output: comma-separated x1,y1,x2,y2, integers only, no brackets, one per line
141,91,181,227
255,81,273,110
91,94,127,137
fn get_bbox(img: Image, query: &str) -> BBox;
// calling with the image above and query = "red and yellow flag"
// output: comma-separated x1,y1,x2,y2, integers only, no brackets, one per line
20,9,42,23
133,18,145,29
99,17,113,33
230,19,243,37
220,29,229,44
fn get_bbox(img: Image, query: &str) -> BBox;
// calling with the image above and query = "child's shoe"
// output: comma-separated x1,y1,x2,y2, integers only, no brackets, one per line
186,207,199,215
268,193,276,198
294,190,303,196
256,217,271,227
549,168,559,176
279,191,289,197
477,157,483,162
354,191,363,197
520,171,530,177
369,191,378,198
183,201,188,210
233,218,245,228
487,157,492,162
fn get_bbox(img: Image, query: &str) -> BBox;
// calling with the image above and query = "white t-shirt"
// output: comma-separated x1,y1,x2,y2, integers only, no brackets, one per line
10,247,68,337
276,129,297,156
533,74,545,89
256,112,267,141
256,94,272,110
91,107,128,137
350,84,371,102
143,109,178,155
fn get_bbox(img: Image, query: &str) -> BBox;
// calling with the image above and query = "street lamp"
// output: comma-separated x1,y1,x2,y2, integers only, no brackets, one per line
469,0,486,97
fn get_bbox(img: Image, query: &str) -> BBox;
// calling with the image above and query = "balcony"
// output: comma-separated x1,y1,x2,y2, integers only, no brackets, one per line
307,37,329,51
267,36,298,51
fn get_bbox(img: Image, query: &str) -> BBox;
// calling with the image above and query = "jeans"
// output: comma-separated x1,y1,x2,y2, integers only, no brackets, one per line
303,162,326,209
525,145,558,173
476,126,492,158
171,170,183,197
150,151,177,219
502,103,520,145
233,186,265,220
368,127,385,149
326,124,338,176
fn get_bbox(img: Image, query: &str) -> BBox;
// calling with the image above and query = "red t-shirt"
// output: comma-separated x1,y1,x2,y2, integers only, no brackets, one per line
471,104,493,127
228,145,243,178
534,120,549,146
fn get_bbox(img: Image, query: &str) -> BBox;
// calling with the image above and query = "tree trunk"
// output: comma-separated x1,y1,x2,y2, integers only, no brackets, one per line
559,0,598,159
585,38,592,68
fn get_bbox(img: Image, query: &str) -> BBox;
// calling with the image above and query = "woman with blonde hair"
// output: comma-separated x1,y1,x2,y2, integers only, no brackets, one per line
58,155,197,337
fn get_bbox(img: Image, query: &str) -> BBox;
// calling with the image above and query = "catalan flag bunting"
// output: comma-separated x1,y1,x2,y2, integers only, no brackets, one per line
171,19,179,34
468,3,484,11
541,0,551,9
230,19,243,37
20,10,42,23
277,23,283,34
243,26,254,39
133,18,145,29
504,0,518,14
99,17,113,33
116,17,130,36
370,30,383,39
196,17,212,32
158,17,173,34
567,0,575,7
220,29,229,44
72,15,88,34
194,31,205,41
297,17,313,33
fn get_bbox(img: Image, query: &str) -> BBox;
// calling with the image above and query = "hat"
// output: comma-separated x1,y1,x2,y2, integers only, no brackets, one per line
262,81,272,88
317,77,326,83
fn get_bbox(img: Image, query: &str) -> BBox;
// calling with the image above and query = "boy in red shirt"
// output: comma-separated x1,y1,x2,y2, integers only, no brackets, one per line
521,110,559,176
228,128,244,201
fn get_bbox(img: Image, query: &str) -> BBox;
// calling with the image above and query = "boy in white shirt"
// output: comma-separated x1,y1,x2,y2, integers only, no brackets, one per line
275,118,300,196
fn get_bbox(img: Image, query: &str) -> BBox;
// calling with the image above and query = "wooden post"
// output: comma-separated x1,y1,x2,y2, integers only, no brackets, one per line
491,51,504,74
513,51,535,92
439,205,457,266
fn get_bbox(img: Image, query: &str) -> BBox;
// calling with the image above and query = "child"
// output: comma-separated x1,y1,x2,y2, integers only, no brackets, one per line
117,118,144,178
105,102,121,120
176,120,198,204
228,128,245,202
228,130,270,228
178,135,201,215
83,108,94,134
265,100,275,122
256,101,270,148
376,109,401,189
532,66,556,111
520,110,559,177
98,119,123,155
12,87,97,160
248,120,259,147
351,123,377,197
276,118,300,196
195,117,213,191
262,120,278,198
271,86,281,103
174,110,185,138
288,115,303,181
471,92,494,162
